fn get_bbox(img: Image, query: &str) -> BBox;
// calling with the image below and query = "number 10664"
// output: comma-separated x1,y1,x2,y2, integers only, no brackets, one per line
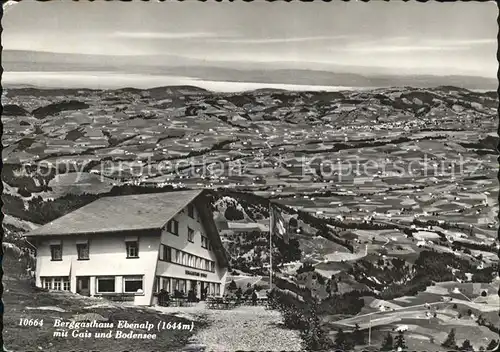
19,318,44,327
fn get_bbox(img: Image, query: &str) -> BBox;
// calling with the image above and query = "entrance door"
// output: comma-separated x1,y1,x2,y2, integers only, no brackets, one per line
77,276,90,296
190,280,197,300
200,282,206,301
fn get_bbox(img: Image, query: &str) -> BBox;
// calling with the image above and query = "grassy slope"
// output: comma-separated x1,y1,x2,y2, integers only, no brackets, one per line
3,268,203,352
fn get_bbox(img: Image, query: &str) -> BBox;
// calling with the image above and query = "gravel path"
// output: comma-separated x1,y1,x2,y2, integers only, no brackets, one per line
154,305,302,351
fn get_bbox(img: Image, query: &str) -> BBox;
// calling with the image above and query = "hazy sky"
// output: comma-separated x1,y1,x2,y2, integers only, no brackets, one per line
3,0,498,77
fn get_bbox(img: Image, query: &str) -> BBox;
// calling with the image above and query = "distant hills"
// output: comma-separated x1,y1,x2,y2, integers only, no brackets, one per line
3,49,498,91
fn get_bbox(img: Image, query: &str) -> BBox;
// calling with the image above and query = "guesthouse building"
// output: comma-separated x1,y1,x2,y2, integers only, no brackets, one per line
26,190,229,305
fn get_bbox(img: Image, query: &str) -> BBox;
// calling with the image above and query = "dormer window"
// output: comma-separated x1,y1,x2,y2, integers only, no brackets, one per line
188,204,195,218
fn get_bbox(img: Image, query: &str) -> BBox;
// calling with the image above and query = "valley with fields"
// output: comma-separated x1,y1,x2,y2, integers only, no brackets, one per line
2,85,499,351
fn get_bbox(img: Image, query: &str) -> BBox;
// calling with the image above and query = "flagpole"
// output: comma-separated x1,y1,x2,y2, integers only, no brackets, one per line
368,314,372,346
269,202,273,291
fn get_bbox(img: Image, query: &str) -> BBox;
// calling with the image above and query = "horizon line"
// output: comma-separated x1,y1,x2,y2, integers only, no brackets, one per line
4,83,493,94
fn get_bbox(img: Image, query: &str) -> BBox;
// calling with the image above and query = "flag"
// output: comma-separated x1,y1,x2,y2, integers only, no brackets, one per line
270,204,289,244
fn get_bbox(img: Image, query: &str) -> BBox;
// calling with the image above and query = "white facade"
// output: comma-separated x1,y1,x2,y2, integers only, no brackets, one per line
155,205,228,300
33,200,228,306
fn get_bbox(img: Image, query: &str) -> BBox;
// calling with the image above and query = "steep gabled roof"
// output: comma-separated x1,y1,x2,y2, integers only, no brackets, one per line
28,190,204,236
26,189,229,267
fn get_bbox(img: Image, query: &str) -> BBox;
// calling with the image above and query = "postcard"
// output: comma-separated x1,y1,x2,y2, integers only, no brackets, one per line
1,1,498,351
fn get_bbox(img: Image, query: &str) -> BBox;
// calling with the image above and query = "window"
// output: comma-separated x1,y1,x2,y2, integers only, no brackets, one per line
167,220,179,235
187,228,195,243
96,277,115,293
126,241,139,258
164,246,215,272
50,244,62,261
77,243,89,260
179,279,186,293
162,277,171,292
62,278,70,291
123,276,143,293
201,236,208,249
188,204,195,218
165,246,172,262
160,245,171,262
42,277,70,291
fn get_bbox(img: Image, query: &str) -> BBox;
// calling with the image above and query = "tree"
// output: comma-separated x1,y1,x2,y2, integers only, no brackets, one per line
352,323,366,345
487,339,498,350
461,339,473,352
381,332,393,351
394,331,407,351
442,329,457,350
325,280,332,298
228,280,237,291
477,314,485,325
300,299,331,351
334,328,353,351
236,287,243,300
224,206,244,221
316,274,325,285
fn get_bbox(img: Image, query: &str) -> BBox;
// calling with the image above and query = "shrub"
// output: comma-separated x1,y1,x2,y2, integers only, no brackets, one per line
333,328,354,351
442,329,457,349
228,280,237,291
461,339,473,352
487,339,498,350
394,331,408,351
224,206,244,221
381,332,393,351
277,301,307,330
299,300,331,351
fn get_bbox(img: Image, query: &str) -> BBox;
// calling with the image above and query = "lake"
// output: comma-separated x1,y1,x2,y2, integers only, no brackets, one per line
3,71,376,93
